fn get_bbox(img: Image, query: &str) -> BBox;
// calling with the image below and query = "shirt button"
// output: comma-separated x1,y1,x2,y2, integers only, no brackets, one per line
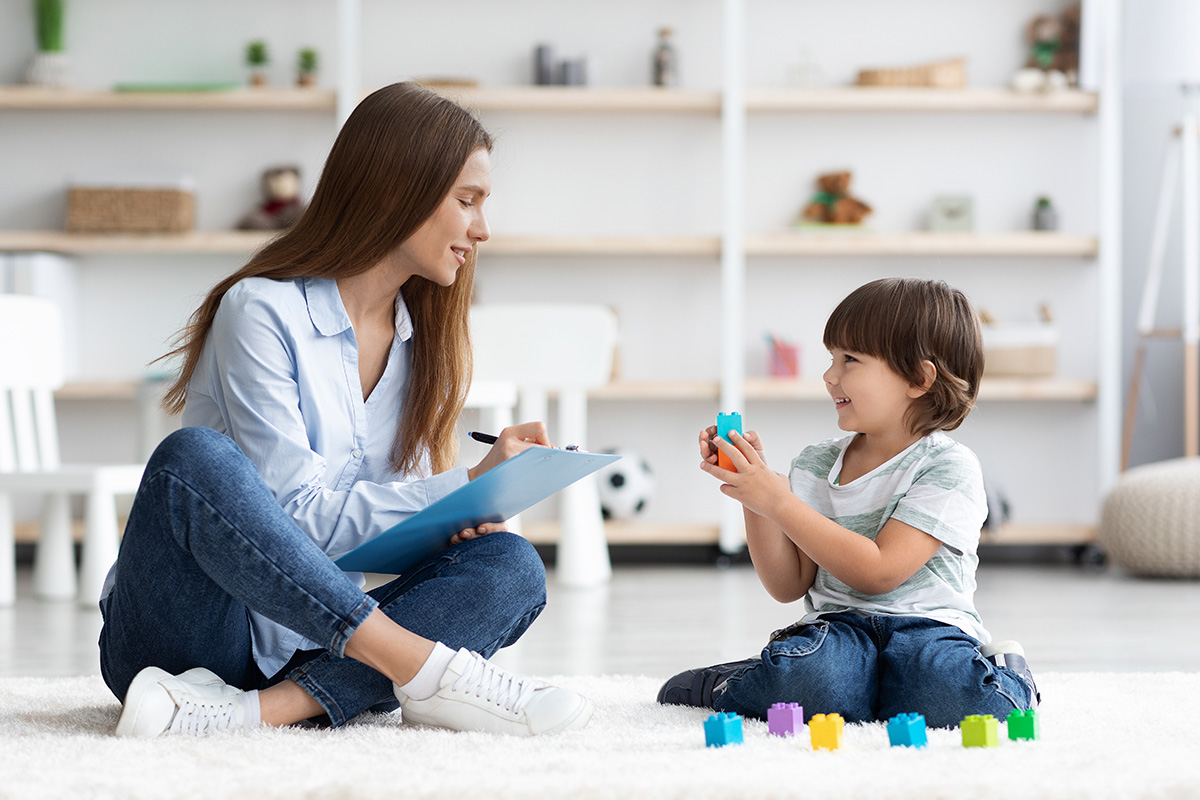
352,449,363,458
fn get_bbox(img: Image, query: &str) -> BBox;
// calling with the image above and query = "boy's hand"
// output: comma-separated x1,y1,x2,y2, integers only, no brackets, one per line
450,521,505,546
699,425,766,466
702,430,789,519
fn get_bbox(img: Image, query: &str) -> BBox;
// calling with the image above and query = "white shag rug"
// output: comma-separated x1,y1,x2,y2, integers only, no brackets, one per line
1,672,1197,799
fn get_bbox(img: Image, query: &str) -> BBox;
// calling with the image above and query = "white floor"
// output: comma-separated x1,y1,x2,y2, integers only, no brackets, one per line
4,559,1200,682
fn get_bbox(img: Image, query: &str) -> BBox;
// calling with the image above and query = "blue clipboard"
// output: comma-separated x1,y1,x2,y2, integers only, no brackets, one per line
334,447,621,574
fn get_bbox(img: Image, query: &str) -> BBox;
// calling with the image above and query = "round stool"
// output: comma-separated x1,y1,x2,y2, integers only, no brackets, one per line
1099,457,1200,577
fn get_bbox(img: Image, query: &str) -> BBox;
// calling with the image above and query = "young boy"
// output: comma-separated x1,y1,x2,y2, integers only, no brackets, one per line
658,278,1038,728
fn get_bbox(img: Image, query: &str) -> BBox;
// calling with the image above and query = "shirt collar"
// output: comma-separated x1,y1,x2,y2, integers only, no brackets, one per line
302,276,414,343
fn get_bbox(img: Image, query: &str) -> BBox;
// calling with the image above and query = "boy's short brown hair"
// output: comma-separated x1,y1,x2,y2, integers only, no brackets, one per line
822,277,983,437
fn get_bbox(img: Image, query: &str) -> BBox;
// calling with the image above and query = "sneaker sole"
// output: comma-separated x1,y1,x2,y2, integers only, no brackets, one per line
114,666,172,738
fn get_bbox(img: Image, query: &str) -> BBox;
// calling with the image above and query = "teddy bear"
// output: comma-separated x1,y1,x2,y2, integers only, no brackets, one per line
801,171,872,225
1011,3,1080,93
236,165,305,230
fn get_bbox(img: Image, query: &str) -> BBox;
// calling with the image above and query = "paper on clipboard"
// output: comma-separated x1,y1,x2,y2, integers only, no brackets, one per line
334,447,620,575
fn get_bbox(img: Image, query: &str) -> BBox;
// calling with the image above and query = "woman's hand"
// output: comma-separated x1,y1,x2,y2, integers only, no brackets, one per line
701,430,789,519
467,421,551,481
699,425,766,466
450,521,506,546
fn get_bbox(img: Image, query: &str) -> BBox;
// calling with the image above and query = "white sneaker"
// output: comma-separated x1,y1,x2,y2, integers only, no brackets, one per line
115,666,259,738
396,648,593,737
981,639,1041,708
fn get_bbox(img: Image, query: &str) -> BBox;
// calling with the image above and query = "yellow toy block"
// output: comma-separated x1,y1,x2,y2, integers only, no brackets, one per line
809,713,845,751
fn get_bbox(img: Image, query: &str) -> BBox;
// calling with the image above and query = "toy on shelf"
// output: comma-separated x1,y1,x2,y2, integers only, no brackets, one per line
887,713,928,748
1011,3,1081,93
764,333,800,378
531,43,588,87
246,40,270,87
237,165,304,230
855,57,965,89
809,713,844,751
961,714,1000,748
799,172,872,226
704,712,744,747
595,450,655,520
1007,709,1041,741
767,702,804,737
296,48,318,88
928,196,974,232
652,27,678,87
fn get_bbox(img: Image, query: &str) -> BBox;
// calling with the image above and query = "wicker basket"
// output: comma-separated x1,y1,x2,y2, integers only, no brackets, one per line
856,58,966,89
66,186,194,233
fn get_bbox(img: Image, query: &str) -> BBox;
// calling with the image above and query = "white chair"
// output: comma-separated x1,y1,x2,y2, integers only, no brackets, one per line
470,303,618,587
0,295,144,606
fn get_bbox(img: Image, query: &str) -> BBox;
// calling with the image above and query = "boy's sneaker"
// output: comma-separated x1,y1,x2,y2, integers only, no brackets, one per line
115,666,260,738
395,648,592,737
656,656,761,708
981,639,1041,708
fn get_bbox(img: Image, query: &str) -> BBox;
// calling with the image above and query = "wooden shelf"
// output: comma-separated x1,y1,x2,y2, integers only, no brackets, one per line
746,231,1098,258
57,377,1097,404
981,523,1096,546
484,235,719,257
427,85,721,114
747,87,1099,114
0,230,273,255
522,520,720,546
0,86,336,112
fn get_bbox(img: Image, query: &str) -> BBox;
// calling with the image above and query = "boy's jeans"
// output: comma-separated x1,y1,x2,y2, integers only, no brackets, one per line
99,426,547,727
713,612,1034,729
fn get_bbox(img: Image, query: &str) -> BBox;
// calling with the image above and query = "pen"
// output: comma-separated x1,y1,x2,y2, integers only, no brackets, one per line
468,431,580,451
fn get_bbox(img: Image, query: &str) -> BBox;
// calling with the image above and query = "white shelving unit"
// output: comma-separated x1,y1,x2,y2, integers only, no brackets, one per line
0,0,1122,554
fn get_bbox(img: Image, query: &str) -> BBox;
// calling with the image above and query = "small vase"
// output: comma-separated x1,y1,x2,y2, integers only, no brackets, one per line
1033,204,1058,231
26,51,72,87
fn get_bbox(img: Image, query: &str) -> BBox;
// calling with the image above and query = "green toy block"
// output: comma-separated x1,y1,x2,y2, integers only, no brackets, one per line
809,713,844,751
1007,709,1040,741
961,714,999,748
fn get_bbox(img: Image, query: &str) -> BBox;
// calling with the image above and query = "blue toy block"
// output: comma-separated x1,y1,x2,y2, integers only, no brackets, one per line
1007,709,1040,741
768,702,804,737
961,714,999,748
886,712,928,748
704,712,744,747
716,412,743,472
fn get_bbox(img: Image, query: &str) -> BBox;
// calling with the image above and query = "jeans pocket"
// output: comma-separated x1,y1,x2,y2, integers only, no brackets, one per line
768,620,830,657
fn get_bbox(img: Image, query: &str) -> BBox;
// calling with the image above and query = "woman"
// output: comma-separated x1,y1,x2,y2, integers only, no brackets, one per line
98,83,592,738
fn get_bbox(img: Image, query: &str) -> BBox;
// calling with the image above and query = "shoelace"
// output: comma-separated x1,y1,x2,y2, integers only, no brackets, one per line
168,696,243,735
452,653,538,714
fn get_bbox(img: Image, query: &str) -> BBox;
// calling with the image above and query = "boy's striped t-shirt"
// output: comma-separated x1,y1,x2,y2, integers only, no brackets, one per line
788,431,990,642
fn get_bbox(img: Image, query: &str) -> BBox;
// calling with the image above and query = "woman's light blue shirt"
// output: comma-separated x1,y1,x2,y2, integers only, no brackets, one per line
181,276,468,676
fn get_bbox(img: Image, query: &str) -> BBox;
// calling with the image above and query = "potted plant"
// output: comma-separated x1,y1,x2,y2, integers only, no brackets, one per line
296,47,318,88
246,39,269,86
1032,196,1058,231
26,0,71,87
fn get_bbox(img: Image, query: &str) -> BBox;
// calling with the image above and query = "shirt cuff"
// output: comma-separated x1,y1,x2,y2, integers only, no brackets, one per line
424,465,470,506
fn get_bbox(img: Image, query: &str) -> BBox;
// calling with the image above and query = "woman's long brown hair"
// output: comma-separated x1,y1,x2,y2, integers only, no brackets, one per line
159,83,493,475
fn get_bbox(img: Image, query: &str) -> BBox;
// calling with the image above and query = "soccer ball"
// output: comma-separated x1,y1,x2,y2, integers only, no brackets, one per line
596,450,655,520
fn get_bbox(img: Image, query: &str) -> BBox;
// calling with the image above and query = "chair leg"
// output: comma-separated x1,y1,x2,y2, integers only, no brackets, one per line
79,490,120,608
33,493,76,600
0,493,15,606
555,389,611,587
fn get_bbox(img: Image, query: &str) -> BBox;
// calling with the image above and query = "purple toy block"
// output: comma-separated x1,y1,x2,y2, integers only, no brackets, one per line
887,712,928,748
768,702,804,737
704,712,744,747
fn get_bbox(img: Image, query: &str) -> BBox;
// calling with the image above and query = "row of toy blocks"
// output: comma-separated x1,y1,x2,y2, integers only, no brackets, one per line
704,712,744,747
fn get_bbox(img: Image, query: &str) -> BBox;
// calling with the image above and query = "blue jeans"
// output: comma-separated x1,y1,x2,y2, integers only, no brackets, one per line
712,612,1034,729
98,427,547,727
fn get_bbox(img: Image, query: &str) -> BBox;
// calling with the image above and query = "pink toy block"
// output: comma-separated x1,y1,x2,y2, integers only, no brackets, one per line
809,713,844,751
1007,709,1040,741
886,712,928,748
704,712,744,747
768,702,804,737
961,714,999,748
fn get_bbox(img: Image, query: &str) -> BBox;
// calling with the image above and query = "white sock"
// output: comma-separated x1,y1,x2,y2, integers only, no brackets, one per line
240,689,262,728
396,642,458,701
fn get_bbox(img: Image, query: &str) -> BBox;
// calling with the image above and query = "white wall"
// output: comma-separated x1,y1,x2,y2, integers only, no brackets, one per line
1,0,1141,530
